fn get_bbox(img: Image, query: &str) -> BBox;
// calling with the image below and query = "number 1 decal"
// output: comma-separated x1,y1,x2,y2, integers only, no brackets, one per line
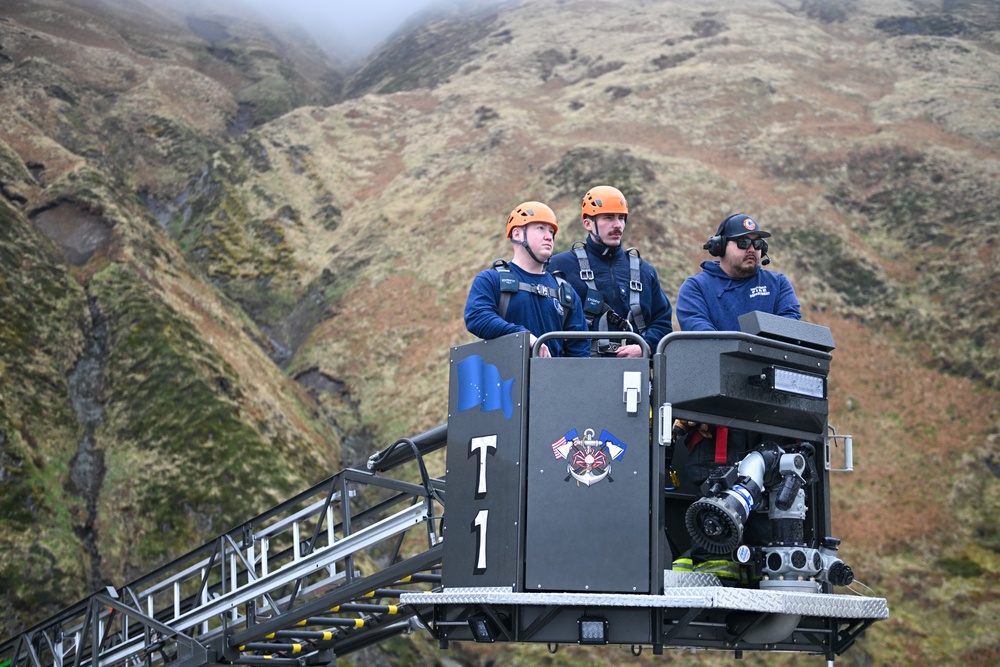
473,509,488,573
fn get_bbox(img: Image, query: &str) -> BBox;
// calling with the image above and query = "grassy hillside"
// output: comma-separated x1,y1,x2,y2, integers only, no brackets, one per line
1,0,998,664
0,0,347,631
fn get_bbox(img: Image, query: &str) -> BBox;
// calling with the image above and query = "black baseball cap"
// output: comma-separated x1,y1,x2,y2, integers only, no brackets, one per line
720,214,771,239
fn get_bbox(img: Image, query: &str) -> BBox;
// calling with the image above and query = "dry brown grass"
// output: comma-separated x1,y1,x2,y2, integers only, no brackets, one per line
3,0,1000,660
818,313,994,549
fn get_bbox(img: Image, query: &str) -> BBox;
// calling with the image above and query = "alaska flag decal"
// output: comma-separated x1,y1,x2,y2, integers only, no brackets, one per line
598,429,627,460
456,355,516,419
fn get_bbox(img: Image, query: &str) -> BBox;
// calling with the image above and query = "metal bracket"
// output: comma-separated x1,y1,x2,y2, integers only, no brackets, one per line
657,403,672,446
825,425,854,472
623,372,642,414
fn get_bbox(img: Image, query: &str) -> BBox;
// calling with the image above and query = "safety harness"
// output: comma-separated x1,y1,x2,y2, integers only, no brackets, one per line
685,425,731,466
493,259,575,327
571,242,647,334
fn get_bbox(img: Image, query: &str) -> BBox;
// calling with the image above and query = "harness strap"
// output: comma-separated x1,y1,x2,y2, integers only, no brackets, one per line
520,282,559,298
572,244,606,324
492,259,573,327
685,424,729,465
572,243,647,335
626,247,647,335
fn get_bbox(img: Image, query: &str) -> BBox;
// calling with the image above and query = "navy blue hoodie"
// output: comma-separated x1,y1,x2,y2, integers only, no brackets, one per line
676,260,800,331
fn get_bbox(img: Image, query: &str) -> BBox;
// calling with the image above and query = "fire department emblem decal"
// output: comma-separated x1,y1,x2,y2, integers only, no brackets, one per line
550,428,627,487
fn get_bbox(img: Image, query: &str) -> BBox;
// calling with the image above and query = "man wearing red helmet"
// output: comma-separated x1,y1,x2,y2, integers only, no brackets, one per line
548,185,674,357
464,202,590,358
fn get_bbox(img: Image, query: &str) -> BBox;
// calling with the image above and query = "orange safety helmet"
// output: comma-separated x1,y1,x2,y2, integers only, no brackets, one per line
505,201,558,238
581,185,628,220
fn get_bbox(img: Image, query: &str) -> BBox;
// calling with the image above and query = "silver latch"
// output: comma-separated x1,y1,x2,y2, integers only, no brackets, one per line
623,371,642,414
658,403,673,446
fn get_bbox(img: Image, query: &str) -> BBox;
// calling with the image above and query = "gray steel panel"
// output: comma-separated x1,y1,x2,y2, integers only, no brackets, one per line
660,337,830,439
524,357,651,593
738,311,836,351
443,333,530,589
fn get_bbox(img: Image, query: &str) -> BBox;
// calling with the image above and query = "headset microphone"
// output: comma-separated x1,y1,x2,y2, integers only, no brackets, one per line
761,253,770,266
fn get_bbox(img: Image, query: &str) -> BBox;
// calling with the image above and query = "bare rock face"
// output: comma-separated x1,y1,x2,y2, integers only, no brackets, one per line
31,200,115,265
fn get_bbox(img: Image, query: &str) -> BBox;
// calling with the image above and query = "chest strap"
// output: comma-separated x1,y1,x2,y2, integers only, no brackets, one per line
572,242,647,335
492,259,574,326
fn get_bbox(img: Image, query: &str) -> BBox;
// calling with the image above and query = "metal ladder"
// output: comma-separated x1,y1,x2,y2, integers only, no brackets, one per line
0,427,448,667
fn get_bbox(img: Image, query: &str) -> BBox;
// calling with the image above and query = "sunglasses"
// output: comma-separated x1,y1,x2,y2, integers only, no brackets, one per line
733,237,766,250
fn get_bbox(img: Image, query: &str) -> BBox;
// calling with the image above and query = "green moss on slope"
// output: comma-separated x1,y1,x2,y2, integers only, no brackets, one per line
784,228,896,311
0,200,91,634
343,10,501,96
827,145,1000,388
543,146,658,212
89,262,303,567
168,143,315,336
759,139,1000,389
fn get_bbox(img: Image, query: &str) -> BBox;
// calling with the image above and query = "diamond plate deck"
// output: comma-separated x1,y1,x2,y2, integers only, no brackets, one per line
401,577,889,620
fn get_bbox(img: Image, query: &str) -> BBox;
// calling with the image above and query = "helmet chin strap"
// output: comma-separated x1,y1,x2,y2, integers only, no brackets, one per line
587,215,625,248
585,216,605,246
515,228,547,266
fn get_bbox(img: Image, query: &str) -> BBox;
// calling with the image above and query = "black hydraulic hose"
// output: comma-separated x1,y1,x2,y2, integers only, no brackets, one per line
367,424,447,473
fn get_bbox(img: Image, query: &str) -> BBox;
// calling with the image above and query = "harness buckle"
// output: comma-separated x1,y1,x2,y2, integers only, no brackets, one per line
606,310,633,332
533,283,550,297
580,269,595,281
630,279,643,292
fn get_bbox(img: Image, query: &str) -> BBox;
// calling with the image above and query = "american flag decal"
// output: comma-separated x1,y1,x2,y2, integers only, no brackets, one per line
551,428,579,460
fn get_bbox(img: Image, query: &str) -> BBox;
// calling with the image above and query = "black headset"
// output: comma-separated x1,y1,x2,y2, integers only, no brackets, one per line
702,218,730,258
703,214,770,265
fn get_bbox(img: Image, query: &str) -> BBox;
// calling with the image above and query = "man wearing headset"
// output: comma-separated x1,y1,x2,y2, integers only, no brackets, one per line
675,213,800,331
671,214,801,582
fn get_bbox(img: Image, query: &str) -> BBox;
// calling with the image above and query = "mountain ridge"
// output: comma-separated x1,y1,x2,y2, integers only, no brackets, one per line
2,0,999,664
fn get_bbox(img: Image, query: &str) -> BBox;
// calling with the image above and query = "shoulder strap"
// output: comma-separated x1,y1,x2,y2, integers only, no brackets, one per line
572,241,608,325
493,259,573,326
492,259,517,319
625,248,647,335
573,242,597,290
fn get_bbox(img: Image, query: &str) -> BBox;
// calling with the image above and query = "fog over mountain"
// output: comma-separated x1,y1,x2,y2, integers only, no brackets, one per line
184,0,507,63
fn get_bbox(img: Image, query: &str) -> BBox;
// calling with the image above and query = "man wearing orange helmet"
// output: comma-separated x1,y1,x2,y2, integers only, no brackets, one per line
549,185,674,357
464,202,590,358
